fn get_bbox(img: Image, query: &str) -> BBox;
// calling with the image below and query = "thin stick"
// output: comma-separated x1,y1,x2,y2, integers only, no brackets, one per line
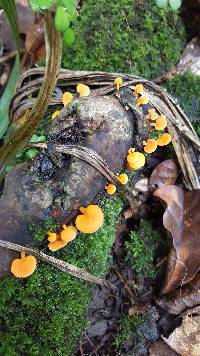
0,239,114,289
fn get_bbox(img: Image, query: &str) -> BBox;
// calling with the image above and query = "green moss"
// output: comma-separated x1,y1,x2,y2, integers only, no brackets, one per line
62,0,185,79
114,314,144,350
125,219,161,279
0,196,123,356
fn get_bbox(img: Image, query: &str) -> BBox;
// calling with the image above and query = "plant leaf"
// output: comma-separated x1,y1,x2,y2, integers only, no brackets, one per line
0,55,20,139
155,0,168,9
154,186,200,294
168,0,182,11
0,0,20,54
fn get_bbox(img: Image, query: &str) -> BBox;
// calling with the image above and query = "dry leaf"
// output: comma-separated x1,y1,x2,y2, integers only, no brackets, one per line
24,19,45,63
163,306,200,356
149,340,178,356
156,274,200,315
154,186,200,294
149,160,178,191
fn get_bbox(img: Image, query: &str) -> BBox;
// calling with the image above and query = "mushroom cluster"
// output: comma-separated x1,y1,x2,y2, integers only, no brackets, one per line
48,225,77,251
51,83,91,120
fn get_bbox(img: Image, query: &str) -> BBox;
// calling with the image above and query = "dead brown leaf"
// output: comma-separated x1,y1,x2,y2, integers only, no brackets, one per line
149,160,179,191
154,186,200,294
156,274,200,315
163,306,200,356
149,340,178,356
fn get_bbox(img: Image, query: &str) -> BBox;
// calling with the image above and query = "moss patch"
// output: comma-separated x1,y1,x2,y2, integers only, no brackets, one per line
114,314,144,350
164,71,200,125
125,219,162,279
0,196,123,356
62,0,185,79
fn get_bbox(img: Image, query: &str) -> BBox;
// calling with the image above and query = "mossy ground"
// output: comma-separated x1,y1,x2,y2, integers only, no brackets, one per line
114,314,144,350
125,219,162,279
62,0,185,79
0,196,123,356
164,71,200,133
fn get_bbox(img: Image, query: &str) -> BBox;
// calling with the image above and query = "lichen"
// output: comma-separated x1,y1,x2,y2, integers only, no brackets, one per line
62,0,185,79
0,196,123,355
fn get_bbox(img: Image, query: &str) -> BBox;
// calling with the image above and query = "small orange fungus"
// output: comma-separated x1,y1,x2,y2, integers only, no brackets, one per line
143,139,157,153
62,91,73,106
77,83,90,97
114,77,123,90
127,148,145,170
145,108,159,121
51,110,60,120
117,173,128,185
133,84,143,96
136,95,149,107
150,115,167,130
105,183,117,195
60,225,77,242
11,251,37,278
47,231,58,242
75,205,104,233
157,133,172,146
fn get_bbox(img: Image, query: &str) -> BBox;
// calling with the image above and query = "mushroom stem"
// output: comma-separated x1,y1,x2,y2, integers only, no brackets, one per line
0,239,115,290
21,251,26,259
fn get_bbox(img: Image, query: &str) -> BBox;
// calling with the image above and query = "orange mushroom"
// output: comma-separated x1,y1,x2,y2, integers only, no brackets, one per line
75,205,104,233
143,139,157,153
105,183,117,195
51,110,60,120
136,95,149,107
133,84,143,96
145,108,159,121
47,231,58,242
60,225,77,242
62,92,73,106
150,115,167,130
114,77,123,90
48,239,68,252
117,173,128,185
157,133,172,146
127,148,145,170
76,84,90,97
11,251,37,278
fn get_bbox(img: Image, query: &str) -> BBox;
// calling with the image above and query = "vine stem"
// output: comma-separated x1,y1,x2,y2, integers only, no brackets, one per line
0,239,114,289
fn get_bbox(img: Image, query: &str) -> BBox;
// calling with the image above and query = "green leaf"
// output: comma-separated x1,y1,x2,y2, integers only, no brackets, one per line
168,0,182,10
0,0,20,55
30,134,46,142
55,6,70,32
28,0,40,11
63,27,75,46
26,148,38,159
62,0,77,21
0,55,20,139
155,0,168,8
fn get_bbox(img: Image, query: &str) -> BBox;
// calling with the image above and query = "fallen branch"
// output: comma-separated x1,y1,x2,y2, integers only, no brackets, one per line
0,239,114,289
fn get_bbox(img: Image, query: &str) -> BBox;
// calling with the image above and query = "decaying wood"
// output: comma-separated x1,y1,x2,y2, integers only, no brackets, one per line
10,69,200,191
0,239,113,289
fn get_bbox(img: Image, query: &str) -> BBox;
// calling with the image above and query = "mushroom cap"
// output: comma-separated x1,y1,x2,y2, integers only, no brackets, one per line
48,240,68,252
75,205,104,233
51,110,60,120
60,225,77,242
134,84,143,95
62,91,73,106
76,84,90,97
117,173,128,185
11,254,37,278
47,231,58,242
146,108,159,120
127,151,145,170
136,95,149,106
157,133,172,146
152,115,167,130
105,183,117,195
143,139,157,153
114,77,123,85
